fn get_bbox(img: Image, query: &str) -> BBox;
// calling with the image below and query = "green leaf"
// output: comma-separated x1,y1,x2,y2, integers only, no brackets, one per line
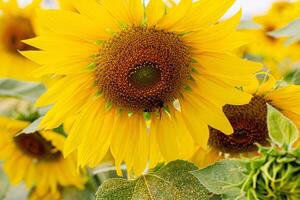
0,168,9,199
284,69,300,85
267,104,299,146
0,79,45,102
18,117,43,135
191,160,246,199
61,187,95,200
96,160,210,200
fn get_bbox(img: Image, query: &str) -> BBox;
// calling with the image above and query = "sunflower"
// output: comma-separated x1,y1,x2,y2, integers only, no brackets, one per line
243,1,300,79
22,0,261,175
0,0,41,81
0,117,85,198
191,74,300,167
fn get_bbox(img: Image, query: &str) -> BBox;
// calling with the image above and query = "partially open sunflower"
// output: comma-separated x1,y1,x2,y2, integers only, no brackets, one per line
23,0,261,175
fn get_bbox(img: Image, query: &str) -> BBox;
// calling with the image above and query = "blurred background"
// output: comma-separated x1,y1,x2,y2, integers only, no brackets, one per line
230,0,290,19
18,0,290,19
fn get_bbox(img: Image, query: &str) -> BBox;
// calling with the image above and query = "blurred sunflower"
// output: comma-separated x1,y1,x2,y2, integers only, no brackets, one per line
23,0,261,175
0,117,85,198
191,74,300,167
0,0,41,81
243,1,300,79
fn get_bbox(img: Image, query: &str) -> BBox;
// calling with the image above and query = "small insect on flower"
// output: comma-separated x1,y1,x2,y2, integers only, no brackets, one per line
23,0,261,175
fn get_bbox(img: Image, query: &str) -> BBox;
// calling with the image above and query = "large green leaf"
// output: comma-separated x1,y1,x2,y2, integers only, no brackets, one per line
191,160,246,200
0,168,9,199
267,104,299,146
96,160,210,200
0,79,45,102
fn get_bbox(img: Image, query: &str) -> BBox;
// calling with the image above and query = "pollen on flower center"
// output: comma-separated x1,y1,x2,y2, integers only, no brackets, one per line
209,96,269,154
95,27,192,112
14,132,61,161
1,17,36,54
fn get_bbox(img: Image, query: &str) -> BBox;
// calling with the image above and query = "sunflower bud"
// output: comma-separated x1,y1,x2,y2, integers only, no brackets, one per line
240,145,300,200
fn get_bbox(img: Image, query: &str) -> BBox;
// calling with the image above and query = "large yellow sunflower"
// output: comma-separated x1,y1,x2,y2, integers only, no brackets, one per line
244,1,300,79
23,0,261,175
0,0,41,81
191,74,300,167
0,117,85,198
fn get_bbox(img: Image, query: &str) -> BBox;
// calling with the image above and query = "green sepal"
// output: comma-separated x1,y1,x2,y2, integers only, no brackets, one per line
128,111,134,117
119,21,128,30
87,63,97,70
94,40,105,45
143,112,151,121
105,101,113,112
184,85,192,92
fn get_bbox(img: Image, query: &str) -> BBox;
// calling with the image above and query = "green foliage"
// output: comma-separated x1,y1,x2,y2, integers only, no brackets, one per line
0,79,45,102
240,145,300,200
16,110,40,123
284,69,300,85
191,160,246,200
267,104,299,147
96,160,210,200
0,168,9,200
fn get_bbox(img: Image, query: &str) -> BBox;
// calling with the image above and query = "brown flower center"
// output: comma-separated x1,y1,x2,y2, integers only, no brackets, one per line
14,132,61,161
1,17,36,54
95,27,192,112
209,96,270,154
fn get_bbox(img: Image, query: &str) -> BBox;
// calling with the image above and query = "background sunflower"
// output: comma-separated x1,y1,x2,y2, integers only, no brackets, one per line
0,116,86,199
192,73,300,167
0,0,41,81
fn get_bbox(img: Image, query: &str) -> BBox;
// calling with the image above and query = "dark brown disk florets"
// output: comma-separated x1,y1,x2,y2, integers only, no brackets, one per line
209,96,270,154
14,132,61,161
95,27,192,112
1,17,36,54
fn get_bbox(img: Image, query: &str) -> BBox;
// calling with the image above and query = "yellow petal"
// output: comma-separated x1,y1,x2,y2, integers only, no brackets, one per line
73,0,119,31
146,0,165,27
36,9,106,41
